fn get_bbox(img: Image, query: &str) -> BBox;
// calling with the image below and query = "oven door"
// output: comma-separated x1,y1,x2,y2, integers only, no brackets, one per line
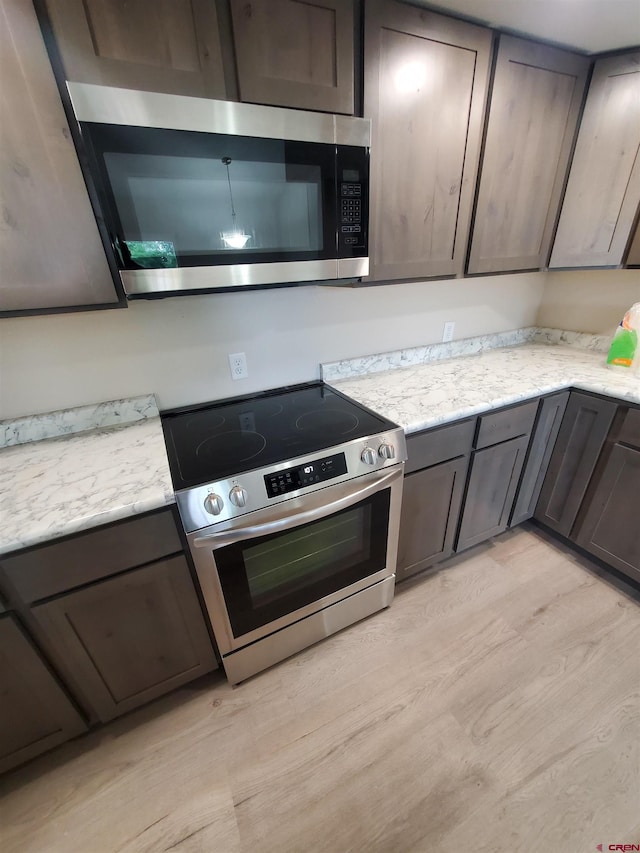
188,466,403,655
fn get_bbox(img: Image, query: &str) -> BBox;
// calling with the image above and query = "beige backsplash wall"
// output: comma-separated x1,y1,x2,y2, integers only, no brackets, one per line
0,273,545,419
537,270,639,334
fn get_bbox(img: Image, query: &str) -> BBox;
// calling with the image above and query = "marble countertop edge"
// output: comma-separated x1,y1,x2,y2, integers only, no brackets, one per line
0,394,159,448
0,408,175,557
2,492,176,557
397,379,638,435
330,345,639,436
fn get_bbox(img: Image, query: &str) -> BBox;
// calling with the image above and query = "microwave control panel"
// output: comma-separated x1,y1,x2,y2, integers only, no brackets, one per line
340,183,362,246
337,146,368,256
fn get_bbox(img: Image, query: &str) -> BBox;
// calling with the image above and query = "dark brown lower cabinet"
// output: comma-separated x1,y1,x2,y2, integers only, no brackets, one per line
396,419,474,581
510,391,570,526
456,434,530,552
0,614,86,774
397,456,468,581
32,556,217,723
575,442,640,583
534,393,617,537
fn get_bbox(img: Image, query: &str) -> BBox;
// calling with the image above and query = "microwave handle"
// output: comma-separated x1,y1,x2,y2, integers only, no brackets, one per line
192,465,402,550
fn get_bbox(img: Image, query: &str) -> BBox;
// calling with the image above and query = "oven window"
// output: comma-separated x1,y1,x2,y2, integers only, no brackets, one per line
82,123,337,268
214,489,390,638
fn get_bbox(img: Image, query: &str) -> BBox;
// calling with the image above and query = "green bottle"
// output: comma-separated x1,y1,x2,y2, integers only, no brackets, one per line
606,303,640,369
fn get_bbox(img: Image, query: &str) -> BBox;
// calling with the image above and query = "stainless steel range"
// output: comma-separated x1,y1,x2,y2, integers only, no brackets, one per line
161,382,406,684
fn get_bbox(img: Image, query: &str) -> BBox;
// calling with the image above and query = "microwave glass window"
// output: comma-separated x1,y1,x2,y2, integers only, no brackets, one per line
81,121,368,277
104,152,323,258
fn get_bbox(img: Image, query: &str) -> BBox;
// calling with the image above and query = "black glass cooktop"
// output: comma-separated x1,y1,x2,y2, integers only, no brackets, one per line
161,382,395,490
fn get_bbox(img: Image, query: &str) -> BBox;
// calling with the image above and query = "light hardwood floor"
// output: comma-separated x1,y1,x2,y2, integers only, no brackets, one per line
1,525,639,853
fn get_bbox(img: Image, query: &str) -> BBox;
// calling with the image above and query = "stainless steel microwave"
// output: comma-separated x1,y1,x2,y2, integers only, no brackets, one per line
68,84,370,298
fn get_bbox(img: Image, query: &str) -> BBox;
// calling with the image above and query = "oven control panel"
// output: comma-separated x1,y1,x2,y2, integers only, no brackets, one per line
176,429,407,533
265,452,347,499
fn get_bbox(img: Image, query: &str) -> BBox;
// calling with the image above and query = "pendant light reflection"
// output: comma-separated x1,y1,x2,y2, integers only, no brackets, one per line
221,156,250,249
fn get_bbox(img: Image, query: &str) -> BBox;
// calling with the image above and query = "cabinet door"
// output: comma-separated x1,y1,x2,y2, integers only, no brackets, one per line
510,392,569,526
364,0,491,281
41,0,226,98
550,51,640,268
0,0,119,314
467,36,588,274
534,393,617,537
0,615,86,774
397,456,469,581
625,216,640,267
575,443,640,582
456,435,530,552
32,556,217,723
230,0,354,113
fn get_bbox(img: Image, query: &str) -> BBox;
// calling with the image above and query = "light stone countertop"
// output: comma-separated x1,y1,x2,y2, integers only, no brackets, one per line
0,400,175,556
1,343,638,558
329,344,640,435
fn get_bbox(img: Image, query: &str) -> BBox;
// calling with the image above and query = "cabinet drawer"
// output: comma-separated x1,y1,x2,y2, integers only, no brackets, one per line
618,408,640,449
1,508,181,603
405,419,475,474
475,400,538,449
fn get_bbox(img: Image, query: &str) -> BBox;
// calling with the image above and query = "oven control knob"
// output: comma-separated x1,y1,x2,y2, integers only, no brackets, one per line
361,446,377,466
378,442,395,460
229,485,248,507
204,493,224,515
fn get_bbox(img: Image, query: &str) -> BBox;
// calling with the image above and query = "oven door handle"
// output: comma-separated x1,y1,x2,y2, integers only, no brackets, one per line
192,465,402,549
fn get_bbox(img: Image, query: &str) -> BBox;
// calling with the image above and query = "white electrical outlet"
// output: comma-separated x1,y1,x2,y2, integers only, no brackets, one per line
228,352,248,380
442,321,455,343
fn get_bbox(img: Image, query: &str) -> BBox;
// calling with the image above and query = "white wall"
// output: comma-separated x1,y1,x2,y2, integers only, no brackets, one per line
537,270,640,335
0,273,545,419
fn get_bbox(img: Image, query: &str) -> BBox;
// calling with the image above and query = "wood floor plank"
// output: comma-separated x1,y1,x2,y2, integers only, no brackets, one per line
0,528,638,853
232,708,487,853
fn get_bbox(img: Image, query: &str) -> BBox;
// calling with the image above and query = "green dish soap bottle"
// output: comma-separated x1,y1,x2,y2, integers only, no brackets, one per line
606,303,640,370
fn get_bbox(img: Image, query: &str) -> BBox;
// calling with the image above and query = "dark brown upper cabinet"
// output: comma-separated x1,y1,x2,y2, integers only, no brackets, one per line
230,0,355,113
467,36,589,275
40,0,227,98
550,51,640,268
364,0,492,281
0,0,120,315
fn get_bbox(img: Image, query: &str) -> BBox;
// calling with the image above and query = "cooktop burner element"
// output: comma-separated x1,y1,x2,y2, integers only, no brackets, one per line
195,430,267,465
161,382,395,491
295,408,359,436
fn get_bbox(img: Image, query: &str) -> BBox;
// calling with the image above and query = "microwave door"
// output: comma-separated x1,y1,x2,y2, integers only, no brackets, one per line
81,122,344,293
